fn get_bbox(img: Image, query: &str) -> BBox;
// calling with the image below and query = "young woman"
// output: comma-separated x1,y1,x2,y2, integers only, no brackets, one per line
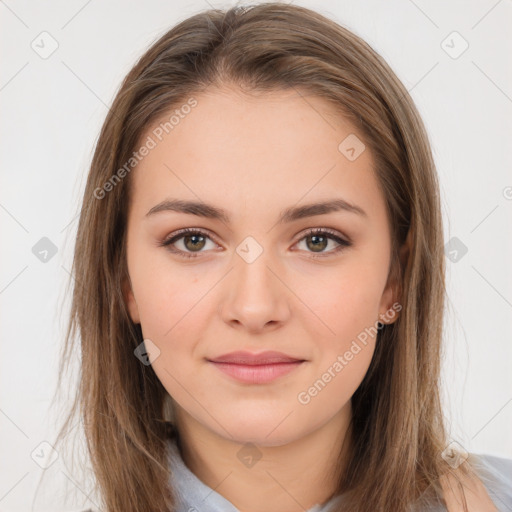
55,3,512,511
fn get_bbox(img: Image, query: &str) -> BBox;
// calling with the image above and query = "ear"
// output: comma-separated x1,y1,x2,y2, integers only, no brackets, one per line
378,230,411,325
122,276,141,324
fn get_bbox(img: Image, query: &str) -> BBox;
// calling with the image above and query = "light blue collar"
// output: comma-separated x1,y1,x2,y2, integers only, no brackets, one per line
167,437,345,512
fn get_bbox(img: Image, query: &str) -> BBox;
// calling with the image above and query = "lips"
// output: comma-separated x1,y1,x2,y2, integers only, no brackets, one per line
207,350,304,365
207,350,306,384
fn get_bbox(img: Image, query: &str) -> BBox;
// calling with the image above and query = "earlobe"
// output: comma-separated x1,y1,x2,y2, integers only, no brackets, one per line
122,277,141,324
378,282,400,325
378,261,402,326
379,230,412,325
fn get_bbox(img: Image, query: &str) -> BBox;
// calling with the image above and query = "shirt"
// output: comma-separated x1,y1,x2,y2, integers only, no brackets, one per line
167,437,512,512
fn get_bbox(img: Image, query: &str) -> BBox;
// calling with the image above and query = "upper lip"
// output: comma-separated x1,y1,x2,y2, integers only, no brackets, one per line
207,350,305,365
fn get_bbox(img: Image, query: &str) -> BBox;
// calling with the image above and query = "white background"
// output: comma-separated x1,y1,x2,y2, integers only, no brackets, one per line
1,0,511,510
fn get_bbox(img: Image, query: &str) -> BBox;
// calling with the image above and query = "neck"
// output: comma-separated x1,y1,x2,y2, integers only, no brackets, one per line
172,402,352,512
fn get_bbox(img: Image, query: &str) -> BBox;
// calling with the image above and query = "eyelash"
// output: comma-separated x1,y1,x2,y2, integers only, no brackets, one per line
158,227,352,260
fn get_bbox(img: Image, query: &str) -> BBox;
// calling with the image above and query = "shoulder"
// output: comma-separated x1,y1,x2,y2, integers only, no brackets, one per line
470,453,512,503
474,452,512,477
440,452,512,512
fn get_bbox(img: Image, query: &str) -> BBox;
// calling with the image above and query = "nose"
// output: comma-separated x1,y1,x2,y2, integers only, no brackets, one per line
219,248,291,334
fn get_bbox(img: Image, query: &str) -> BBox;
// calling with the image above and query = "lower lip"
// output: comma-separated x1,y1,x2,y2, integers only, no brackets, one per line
208,361,304,384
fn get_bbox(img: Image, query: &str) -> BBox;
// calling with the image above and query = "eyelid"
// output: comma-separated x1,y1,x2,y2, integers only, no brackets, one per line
160,227,220,247
291,227,352,259
294,226,351,245
159,226,352,258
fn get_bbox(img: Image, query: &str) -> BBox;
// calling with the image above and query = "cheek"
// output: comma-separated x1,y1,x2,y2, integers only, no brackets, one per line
130,250,210,338
138,281,210,404
293,263,385,342
132,266,216,399
296,277,380,410
298,344,374,416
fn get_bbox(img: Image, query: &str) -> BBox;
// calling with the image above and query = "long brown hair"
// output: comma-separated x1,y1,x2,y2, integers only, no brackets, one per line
50,3,484,511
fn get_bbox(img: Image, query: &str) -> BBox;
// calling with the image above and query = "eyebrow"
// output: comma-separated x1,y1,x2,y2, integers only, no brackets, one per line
145,198,367,223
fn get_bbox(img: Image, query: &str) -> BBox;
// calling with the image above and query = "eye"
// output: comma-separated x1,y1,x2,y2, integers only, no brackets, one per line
158,228,217,259
158,227,352,259
294,228,352,258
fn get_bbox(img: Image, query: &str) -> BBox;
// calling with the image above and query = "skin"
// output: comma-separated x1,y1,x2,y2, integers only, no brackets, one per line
123,84,407,512
440,470,498,511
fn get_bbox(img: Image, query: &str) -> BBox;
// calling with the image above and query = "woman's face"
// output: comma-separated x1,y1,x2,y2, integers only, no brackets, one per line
123,85,401,446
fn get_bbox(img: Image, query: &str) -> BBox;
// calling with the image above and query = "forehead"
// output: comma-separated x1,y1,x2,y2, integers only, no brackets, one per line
129,86,386,225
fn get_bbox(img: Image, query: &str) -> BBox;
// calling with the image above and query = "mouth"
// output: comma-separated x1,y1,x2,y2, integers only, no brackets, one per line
206,350,306,384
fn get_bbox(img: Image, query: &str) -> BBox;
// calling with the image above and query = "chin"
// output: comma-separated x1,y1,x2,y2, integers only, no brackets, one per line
214,411,305,447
